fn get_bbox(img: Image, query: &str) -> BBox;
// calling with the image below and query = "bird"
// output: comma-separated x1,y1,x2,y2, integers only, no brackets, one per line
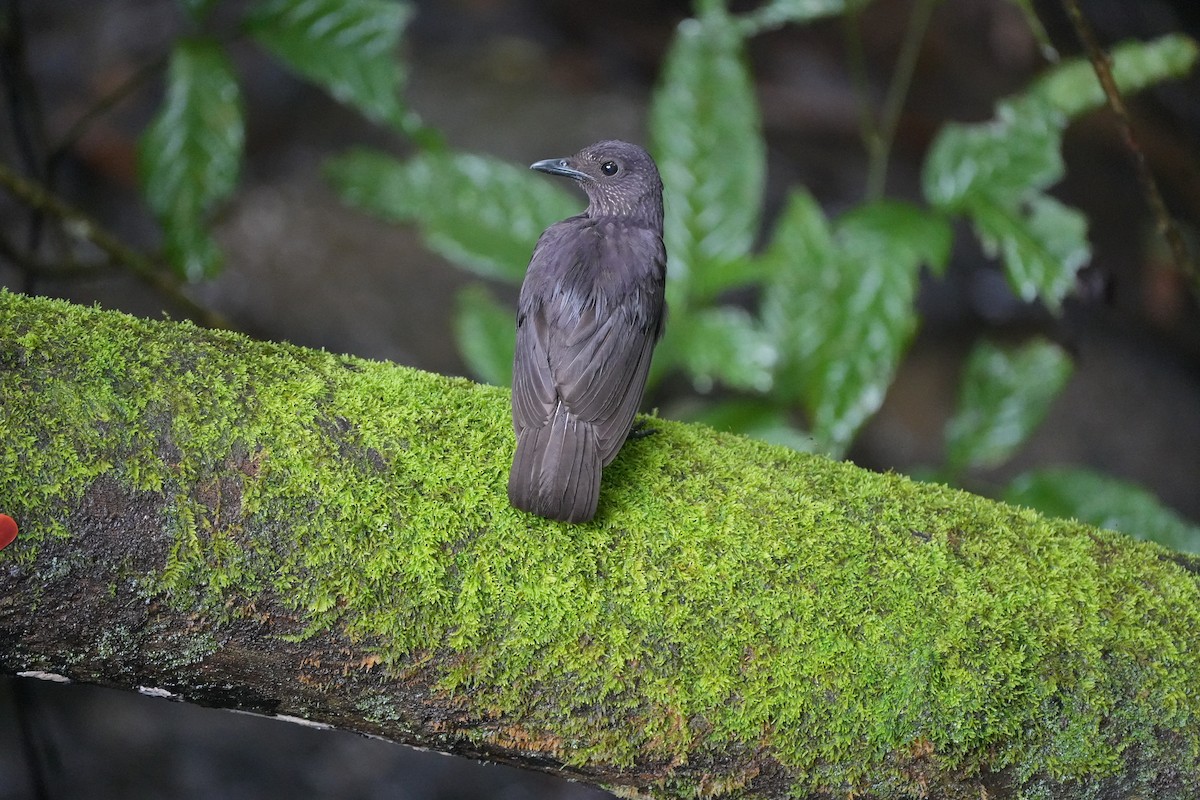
508,140,667,523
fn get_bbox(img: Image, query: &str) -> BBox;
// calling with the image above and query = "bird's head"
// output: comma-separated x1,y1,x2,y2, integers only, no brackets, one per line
530,140,663,222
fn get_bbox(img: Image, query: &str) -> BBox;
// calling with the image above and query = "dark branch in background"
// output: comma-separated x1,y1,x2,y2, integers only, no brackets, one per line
0,161,232,329
0,4,221,325
1059,0,1199,298
44,54,168,193
0,0,52,283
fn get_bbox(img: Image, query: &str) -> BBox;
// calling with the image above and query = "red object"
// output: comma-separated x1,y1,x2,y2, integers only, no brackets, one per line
0,514,17,550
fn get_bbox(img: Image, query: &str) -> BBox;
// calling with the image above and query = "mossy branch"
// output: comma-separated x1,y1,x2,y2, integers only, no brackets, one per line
1,289,1198,799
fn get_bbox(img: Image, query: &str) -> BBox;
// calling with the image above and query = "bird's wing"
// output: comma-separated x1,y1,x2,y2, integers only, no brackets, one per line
514,221,665,464
512,298,558,432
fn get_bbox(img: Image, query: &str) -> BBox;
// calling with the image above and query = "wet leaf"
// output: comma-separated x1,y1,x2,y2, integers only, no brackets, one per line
945,338,1072,471
738,0,866,34
650,7,765,307
675,307,776,394
1030,33,1198,117
247,0,414,129
138,39,243,280
762,194,945,457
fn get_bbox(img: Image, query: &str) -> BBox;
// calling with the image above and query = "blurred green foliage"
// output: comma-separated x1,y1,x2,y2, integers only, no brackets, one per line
138,0,1198,550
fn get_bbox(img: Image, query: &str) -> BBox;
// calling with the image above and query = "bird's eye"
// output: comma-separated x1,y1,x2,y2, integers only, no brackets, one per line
601,161,618,176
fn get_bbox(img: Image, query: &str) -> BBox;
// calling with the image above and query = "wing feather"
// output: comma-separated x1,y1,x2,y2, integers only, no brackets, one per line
512,217,665,469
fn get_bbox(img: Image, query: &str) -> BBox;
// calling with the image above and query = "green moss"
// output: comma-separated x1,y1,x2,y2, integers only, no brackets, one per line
2,288,1198,797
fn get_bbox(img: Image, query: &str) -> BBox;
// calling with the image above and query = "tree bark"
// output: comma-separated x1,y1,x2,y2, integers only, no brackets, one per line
1,288,1198,799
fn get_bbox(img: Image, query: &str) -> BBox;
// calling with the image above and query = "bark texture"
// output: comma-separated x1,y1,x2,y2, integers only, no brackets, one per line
1,289,1199,799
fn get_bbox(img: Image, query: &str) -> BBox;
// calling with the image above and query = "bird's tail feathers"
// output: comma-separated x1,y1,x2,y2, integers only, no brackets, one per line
508,407,601,523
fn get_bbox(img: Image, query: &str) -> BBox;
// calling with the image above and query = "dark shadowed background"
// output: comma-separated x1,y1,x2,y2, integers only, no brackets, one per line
2,0,1198,797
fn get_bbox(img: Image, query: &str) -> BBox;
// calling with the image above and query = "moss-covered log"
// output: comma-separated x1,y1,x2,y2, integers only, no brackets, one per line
1,288,1198,799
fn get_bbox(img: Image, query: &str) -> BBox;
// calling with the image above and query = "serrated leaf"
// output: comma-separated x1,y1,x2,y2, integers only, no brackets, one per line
650,8,765,307
675,307,776,394
839,200,953,277
971,193,1088,303
945,338,1072,471
1006,468,1200,553
923,103,1064,211
453,284,514,386
923,34,1199,309
246,0,413,129
761,195,939,457
924,105,1086,307
325,148,578,282
138,39,244,280
757,190,831,398
1030,34,1198,118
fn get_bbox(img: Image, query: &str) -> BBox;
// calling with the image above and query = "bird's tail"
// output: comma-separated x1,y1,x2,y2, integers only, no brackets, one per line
508,406,602,523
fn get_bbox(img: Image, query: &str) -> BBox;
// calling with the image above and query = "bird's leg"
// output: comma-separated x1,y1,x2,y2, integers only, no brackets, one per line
626,419,658,442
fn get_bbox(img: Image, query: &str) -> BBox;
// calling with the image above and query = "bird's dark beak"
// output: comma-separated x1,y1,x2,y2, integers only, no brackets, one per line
530,157,589,182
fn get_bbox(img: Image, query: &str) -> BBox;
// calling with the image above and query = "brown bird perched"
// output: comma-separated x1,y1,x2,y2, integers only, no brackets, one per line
508,140,667,523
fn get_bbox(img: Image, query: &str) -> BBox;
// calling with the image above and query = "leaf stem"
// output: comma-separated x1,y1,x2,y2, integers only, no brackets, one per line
842,8,879,182
865,0,938,200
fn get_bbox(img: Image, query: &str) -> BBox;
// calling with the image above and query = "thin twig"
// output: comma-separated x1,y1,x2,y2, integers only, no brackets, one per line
46,53,168,177
1059,0,1198,296
0,159,233,329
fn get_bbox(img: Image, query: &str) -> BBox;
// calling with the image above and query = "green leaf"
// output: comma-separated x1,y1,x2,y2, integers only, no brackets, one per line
325,148,578,282
138,39,244,280
689,399,816,453
674,307,776,394
246,0,414,130
841,200,953,277
757,190,831,401
453,284,514,386
923,100,1082,307
969,193,1088,304
945,338,1072,472
1006,468,1200,553
924,103,1063,211
1030,33,1198,118
761,195,943,457
923,34,1199,308
649,7,765,307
